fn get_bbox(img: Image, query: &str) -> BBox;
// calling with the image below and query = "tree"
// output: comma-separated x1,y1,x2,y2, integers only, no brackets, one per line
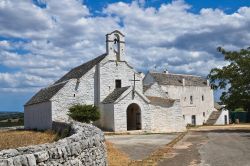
208,47,250,113
68,104,100,123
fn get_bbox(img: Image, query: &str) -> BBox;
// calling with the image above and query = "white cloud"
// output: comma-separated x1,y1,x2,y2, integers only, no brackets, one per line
0,0,249,92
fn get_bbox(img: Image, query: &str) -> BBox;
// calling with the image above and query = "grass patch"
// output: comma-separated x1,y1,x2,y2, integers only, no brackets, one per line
0,130,57,150
106,141,131,166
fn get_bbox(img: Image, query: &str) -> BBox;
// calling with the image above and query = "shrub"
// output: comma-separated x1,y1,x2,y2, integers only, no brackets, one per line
234,108,245,112
68,104,100,123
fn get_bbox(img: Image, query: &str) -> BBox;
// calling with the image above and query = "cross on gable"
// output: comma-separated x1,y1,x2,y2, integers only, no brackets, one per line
129,73,140,99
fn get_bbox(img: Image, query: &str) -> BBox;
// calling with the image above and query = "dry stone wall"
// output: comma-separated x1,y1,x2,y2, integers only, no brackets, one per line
0,122,107,166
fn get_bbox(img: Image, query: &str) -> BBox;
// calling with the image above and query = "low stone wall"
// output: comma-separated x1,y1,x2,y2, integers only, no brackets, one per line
0,122,107,166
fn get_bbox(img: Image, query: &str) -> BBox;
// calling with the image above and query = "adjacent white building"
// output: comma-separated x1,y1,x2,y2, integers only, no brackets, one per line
24,30,226,132
144,71,214,126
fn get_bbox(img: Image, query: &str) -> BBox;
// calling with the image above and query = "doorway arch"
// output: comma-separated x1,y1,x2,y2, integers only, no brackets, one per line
127,103,141,130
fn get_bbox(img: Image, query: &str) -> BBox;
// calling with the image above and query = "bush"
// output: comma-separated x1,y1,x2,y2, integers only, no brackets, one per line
68,104,100,123
234,108,245,112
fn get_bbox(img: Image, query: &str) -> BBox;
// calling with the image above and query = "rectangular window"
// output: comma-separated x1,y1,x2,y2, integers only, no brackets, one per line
190,95,193,104
203,112,205,117
115,79,121,88
191,115,196,125
202,95,204,101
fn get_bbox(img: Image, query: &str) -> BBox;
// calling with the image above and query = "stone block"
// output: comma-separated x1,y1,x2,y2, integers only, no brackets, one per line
1,149,19,158
34,151,49,162
26,154,36,166
0,159,8,166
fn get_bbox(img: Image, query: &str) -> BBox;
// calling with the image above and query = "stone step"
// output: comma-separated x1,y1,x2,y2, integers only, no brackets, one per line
206,111,222,125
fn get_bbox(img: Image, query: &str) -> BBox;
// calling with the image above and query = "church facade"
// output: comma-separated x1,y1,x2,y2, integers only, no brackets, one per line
24,30,224,132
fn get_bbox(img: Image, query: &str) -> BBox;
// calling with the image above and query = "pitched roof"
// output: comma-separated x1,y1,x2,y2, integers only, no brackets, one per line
102,86,130,104
149,72,208,87
55,54,107,84
146,96,175,105
25,82,67,106
143,84,152,92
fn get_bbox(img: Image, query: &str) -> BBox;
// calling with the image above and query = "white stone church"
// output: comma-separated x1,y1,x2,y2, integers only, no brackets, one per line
24,30,228,132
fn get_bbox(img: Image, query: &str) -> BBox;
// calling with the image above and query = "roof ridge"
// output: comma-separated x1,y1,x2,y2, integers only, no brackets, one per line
150,71,203,78
45,80,69,89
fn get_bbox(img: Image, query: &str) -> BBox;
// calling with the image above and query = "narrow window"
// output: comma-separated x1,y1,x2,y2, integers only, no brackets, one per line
203,112,205,117
202,95,204,101
75,79,80,91
190,95,193,104
183,115,185,119
73,94,76,97
115,79,121,88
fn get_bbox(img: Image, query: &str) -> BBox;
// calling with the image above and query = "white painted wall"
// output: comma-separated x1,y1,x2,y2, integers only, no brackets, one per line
99,103,114,131
144,72,215,126
99,60,143,102
215,109,229,125
51,67,97,122
144,82,167,98
151,100,185,132
161,85,214,125
24,102,52,130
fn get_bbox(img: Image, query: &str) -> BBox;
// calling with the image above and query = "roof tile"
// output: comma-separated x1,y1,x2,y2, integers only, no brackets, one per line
150,72,208,87
102,86,130,104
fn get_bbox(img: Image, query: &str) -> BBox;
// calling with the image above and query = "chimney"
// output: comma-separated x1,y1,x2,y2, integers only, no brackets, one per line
163,69,169,74
182,78,185,86
138,72,145,79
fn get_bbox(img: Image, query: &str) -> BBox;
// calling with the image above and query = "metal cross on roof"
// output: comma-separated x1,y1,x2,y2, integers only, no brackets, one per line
129,73,140,99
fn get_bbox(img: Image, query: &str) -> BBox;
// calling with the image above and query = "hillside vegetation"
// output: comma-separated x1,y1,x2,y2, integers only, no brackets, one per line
0,112,24,127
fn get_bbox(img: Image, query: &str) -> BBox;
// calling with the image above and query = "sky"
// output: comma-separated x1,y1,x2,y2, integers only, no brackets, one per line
0,0,250,112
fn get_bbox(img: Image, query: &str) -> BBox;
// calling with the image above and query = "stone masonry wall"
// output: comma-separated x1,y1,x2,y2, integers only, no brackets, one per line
0,122,107,166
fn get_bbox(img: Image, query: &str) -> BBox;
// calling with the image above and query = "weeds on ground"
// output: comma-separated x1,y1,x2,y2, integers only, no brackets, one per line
0,130,57,150
106,141,131,166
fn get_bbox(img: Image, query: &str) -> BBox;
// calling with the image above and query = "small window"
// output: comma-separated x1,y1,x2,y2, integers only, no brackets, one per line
202,95,204,101
115,79,121,88
73,94,76,97
75,80,80,91
203,112,205,117
183,115,185,119
190,95,193,104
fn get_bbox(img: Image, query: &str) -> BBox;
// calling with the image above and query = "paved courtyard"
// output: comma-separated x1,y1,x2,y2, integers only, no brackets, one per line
158,128,250,166
106,125,250,166
105,133,179,160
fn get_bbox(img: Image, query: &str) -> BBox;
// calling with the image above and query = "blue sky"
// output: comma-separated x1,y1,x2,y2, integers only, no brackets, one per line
0,0,250,112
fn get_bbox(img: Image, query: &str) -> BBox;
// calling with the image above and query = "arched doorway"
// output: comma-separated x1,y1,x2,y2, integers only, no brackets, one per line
127,103,141,130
